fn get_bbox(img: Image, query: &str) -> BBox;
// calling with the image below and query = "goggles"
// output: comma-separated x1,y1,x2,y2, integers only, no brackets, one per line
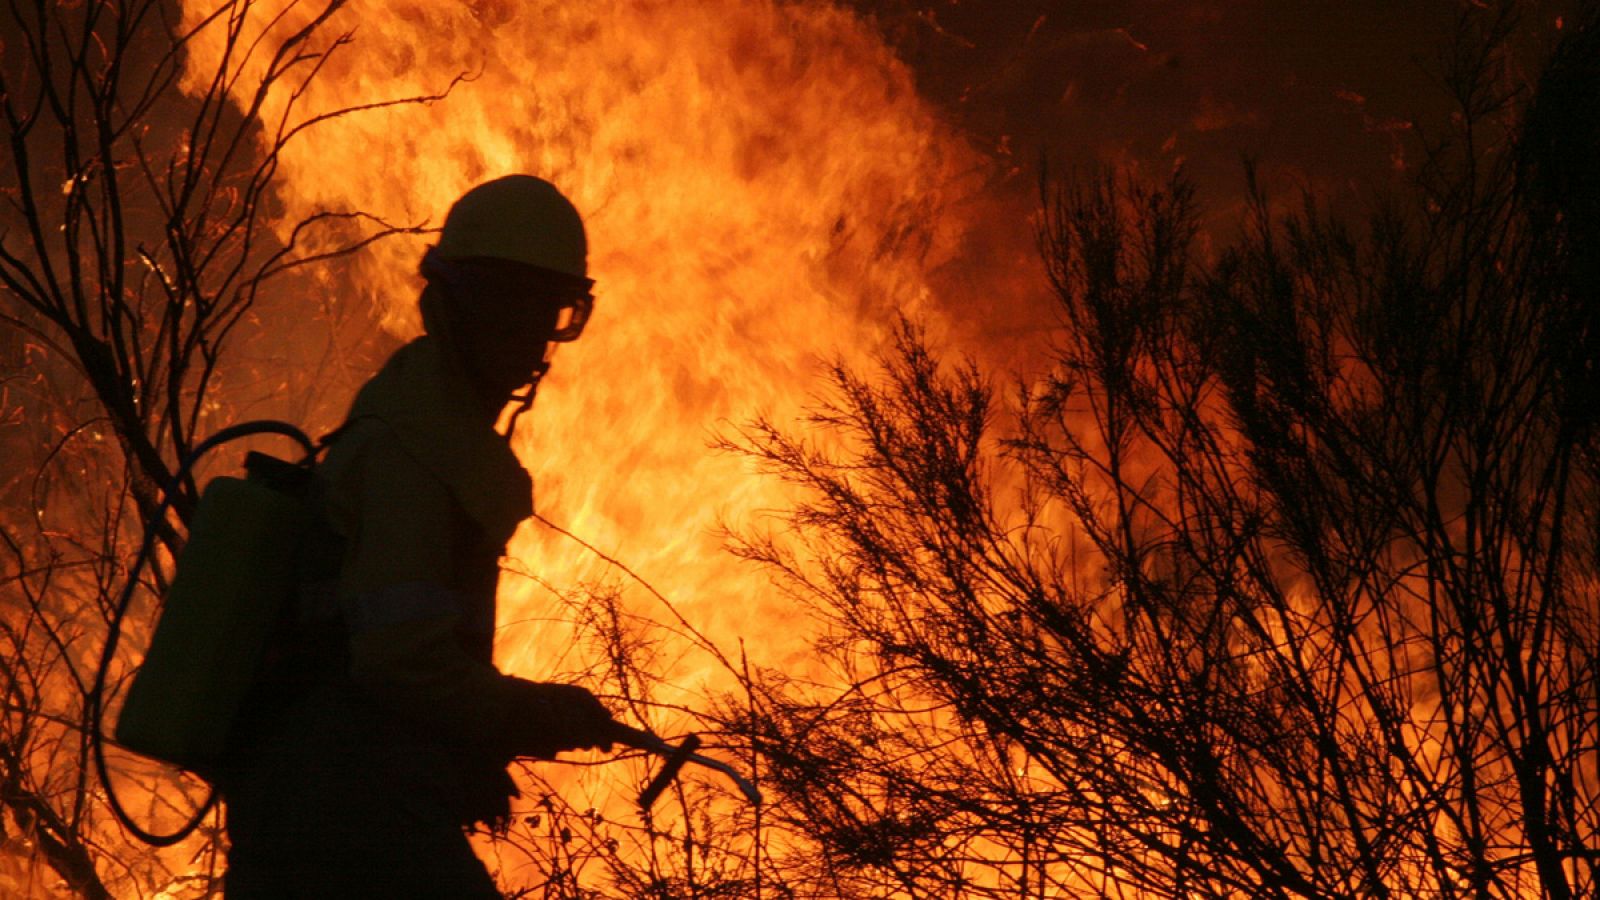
549,292,594,342
421,247,595,342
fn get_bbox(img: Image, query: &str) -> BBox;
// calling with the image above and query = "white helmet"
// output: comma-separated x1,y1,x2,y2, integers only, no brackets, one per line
422,175,594,341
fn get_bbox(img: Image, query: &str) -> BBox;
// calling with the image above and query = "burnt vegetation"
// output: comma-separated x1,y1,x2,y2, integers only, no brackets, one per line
720,5,1600,898
2,0,1597,898
1,0,432,895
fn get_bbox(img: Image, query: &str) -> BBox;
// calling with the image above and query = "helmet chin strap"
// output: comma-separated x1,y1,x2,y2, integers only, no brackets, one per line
500,360,550,440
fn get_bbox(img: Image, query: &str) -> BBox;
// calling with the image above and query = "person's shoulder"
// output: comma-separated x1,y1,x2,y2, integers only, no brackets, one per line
320,417,436,491
320,416,386,464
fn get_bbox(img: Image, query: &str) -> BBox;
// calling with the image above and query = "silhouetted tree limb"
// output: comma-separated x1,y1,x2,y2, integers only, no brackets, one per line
1,1,444,894
723,5,1599,897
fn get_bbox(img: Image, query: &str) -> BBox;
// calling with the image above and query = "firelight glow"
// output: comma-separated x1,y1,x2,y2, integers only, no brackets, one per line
175,0,991,841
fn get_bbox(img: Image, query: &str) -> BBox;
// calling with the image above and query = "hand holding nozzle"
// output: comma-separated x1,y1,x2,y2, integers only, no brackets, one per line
607,722,763,809
508,683,761,807
635,733,701,811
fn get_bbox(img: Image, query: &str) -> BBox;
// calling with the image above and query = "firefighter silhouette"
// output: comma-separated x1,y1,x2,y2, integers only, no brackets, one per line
221,176,616,897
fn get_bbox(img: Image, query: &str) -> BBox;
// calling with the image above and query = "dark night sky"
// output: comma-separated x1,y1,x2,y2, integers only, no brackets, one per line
840,0,1574,351
858,1,1567,197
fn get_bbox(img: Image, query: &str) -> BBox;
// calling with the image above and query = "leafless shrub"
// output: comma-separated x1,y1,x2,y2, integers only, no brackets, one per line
2,1,443,894
722,6,1599,897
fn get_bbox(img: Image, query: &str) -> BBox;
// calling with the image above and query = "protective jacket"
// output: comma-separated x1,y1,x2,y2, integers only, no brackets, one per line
222,335,577,897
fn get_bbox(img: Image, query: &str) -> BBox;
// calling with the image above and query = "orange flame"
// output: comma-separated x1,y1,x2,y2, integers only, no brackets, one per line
176,0,994,847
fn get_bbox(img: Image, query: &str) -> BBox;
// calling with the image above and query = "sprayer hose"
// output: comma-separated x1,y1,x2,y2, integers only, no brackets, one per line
88,421,316,847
